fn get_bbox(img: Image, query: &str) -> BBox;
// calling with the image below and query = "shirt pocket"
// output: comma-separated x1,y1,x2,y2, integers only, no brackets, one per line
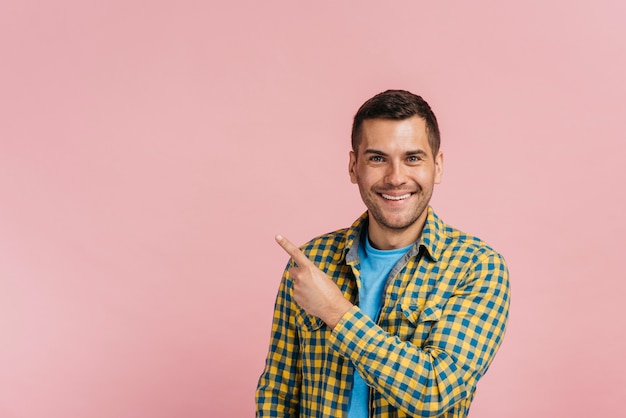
296,312,325,355
397,300,443,344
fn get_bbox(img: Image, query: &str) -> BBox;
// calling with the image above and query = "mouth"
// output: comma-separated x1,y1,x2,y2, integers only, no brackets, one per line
380,193,413,201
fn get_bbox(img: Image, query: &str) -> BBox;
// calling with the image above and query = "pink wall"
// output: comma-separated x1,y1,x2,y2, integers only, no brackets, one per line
1,1,624,417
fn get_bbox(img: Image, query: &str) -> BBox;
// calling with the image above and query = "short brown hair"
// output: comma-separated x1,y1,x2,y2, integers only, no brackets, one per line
351,90,441,156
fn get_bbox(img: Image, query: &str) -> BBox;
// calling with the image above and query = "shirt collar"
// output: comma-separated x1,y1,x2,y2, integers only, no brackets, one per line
343,206,445,264
417,206,445,262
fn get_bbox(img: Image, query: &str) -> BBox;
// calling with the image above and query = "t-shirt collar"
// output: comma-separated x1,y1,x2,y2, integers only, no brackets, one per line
343,206,445,264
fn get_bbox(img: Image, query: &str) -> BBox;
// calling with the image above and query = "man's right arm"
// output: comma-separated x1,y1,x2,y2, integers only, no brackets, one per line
255,265,301,417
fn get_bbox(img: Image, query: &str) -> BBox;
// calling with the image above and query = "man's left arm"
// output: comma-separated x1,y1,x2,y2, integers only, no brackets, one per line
330,251,510,416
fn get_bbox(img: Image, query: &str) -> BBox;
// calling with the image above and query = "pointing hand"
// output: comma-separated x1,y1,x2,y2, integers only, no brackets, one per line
275,235,353,329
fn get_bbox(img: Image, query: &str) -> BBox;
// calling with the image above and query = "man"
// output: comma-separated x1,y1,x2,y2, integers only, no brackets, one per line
256,90,510,417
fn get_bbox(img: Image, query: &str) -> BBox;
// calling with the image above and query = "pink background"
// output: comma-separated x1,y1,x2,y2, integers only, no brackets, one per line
1,1,624,417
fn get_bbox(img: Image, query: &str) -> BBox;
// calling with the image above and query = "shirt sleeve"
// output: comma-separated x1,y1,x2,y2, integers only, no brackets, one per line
255,264,301,417
327,251,510,417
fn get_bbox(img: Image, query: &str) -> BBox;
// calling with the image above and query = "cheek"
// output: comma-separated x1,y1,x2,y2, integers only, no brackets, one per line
355,169,378,190
416,168,437,184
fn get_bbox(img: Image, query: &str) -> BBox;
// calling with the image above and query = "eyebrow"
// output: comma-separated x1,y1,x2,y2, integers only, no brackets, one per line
363,148,429,157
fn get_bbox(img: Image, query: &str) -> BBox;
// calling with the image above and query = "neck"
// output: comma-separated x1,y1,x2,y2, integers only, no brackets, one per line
367,213,427,250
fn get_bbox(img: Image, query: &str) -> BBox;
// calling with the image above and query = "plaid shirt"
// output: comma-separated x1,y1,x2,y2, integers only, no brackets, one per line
256,207,510,417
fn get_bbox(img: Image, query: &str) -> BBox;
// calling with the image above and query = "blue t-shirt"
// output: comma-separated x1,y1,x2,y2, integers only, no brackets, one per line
347,233,412,417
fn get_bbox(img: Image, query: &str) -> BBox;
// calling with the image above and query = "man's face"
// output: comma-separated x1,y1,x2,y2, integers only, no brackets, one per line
349,116,443,245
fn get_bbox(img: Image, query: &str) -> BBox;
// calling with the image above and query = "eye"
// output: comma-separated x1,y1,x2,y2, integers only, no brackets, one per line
407,155,423,163
369,155,385,163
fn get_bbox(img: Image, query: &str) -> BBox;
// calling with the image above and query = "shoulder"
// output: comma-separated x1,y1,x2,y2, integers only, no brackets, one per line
436,219,508,274
446,224,501,256
300,227,351,262
433,221,510,298
298,213,367,264
425,209,504,263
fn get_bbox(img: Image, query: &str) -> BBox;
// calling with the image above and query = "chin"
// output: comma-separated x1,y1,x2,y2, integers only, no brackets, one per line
377,215,420,231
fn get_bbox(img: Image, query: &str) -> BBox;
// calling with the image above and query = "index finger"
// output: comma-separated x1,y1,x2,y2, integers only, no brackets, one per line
275,234,311,266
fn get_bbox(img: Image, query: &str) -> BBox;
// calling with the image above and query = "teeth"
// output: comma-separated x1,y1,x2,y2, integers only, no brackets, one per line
381,193,411,201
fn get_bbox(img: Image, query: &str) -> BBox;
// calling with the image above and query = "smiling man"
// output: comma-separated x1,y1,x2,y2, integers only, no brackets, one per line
256,90,510,417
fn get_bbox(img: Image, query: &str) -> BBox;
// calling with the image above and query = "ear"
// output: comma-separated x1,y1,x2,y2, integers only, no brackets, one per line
348,151,358,184
434,151,444,184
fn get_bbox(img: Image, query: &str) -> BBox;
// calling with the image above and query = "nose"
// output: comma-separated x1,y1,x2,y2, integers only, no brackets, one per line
384,161,407,187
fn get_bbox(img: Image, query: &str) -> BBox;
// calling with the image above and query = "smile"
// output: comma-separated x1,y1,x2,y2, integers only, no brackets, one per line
381,193,412,201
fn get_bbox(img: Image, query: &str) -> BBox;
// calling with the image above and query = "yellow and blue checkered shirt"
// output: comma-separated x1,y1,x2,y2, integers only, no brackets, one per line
256,207,510,417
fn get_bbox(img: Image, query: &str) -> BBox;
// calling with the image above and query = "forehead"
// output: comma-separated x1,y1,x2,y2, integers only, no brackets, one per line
358,116,431,154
